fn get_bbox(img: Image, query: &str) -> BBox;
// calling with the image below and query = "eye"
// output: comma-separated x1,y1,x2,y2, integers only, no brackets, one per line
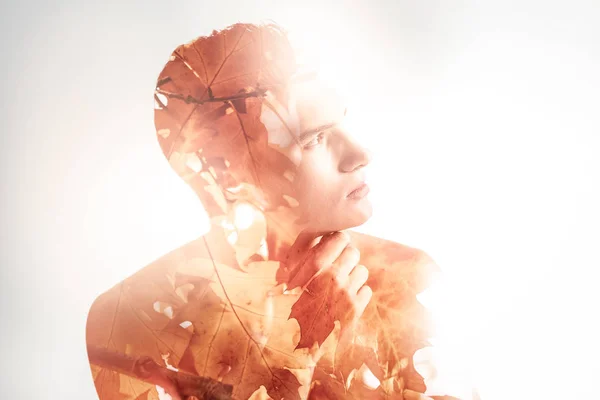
303,131,325,149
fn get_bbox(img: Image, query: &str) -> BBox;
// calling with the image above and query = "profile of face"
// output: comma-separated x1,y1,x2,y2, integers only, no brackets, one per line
269,78,373,234
153,23,373,241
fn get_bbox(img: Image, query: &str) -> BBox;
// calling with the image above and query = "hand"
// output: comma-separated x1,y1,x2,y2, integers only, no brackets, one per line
285,230,373,328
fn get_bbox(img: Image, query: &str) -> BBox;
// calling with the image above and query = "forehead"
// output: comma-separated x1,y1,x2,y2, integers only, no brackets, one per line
290,78,347,135
260,77,348,150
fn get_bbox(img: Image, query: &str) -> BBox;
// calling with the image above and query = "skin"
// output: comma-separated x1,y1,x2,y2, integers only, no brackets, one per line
288,77,374,234
269,77,373,304
265,77,373,308
267,77,375,371
270,80,447,399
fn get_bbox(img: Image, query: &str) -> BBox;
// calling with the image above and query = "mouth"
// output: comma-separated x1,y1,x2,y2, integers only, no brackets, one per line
346,182,370,199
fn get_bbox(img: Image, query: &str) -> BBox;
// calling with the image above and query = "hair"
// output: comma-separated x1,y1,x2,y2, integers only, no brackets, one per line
153,22,301,220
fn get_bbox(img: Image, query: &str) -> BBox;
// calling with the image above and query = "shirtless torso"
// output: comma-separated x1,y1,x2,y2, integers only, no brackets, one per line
85,227,438,399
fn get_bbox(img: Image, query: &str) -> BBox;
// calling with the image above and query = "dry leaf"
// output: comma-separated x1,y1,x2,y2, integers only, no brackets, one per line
154,23,299,218
88,22,442,400
284,230,440,397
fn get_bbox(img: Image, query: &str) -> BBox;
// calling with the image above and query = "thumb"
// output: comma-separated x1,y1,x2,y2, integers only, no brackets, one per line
285,230,329,289
286,230,321,263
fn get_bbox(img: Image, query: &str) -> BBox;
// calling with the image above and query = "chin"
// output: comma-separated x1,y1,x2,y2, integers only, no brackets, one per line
330,201,373,232
303,198,373,233
349,205,373,229
350,197,373,223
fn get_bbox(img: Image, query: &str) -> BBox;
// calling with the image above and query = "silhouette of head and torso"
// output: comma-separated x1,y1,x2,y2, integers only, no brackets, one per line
85,23,441,400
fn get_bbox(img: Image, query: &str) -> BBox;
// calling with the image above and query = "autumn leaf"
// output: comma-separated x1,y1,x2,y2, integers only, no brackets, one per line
86,263,194,399
87,204,441,400
283,230,440,397
169,253,316,399
154,23,299,218
87,226,319,399
288,276,337,349
85,232,228,398
133,389,154,400
89,21,446,400
349,231,439,394
88,345,234,400
92,367,133,400
334,343,382,388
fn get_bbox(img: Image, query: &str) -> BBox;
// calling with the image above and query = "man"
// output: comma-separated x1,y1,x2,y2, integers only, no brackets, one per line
86,22,454,399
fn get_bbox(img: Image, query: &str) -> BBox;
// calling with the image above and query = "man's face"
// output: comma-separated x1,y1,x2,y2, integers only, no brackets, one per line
268,78,373,233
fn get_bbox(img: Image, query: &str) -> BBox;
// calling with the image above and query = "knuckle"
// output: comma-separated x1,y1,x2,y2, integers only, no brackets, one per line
356,264,368,276
346,244,360,259
332,231,350,245
362,285,373,300
350,264,368,284
313,257,327,271
334,274,346,287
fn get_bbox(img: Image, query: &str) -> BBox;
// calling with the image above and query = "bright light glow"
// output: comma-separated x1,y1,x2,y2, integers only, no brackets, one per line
226,231,238,245
286,14,480,398
358,363,381,390
36,5,597,400
233,202,256,230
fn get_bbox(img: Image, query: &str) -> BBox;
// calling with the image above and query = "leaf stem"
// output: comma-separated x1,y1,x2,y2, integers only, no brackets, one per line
87,344,233,400
155,88,267,105
202,236,296,396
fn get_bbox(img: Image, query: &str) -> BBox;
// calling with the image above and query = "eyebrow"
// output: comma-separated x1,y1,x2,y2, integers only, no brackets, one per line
298,122,337,143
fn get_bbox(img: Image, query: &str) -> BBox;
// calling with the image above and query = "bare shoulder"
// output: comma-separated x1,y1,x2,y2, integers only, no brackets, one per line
84,231,235,399
85,227,236,318
86,235,208,315
347,229,441,293
83,228,308,399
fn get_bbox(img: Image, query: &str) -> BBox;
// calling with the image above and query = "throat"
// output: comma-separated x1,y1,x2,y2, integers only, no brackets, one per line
265,216,296,263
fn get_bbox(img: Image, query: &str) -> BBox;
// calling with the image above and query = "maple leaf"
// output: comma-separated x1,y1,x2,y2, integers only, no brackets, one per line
169,252,315,399
86,233,232,398
348,231,440,394
286,230,440,397
91,366,133,400
86,213,439,400
154,23,299,219
288,270,353,350
88,345,234,400
87,277,190,399
334,343,382,388
86,262,194,399
90,20,448,400
132,389,155,400
87,217,323,398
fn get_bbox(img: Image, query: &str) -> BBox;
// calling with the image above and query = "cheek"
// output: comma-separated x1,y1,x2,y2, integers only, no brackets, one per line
294,166,321,202
294,163,339,212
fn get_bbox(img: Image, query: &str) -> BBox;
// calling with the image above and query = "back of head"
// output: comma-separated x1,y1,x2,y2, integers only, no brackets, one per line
154,22,378,267
154,22,300,218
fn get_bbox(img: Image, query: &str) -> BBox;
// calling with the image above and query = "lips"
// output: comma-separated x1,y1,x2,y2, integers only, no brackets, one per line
347,182,370,199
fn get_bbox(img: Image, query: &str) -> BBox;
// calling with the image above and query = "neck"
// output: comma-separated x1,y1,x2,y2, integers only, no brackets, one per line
264,208,304,263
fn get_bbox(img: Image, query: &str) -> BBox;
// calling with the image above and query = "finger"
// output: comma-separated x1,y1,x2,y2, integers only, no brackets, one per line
331,245,360,286
354,285,372,319
347,264,369,294
338,284,372,347
285,231,328,289
312,231,350,269
285,230,321,265
289,231,349,289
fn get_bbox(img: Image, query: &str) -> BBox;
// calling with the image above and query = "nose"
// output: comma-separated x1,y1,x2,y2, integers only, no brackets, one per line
338,133,372,173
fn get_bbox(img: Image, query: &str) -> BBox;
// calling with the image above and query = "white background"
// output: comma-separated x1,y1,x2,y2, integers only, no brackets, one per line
1,1,599,399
